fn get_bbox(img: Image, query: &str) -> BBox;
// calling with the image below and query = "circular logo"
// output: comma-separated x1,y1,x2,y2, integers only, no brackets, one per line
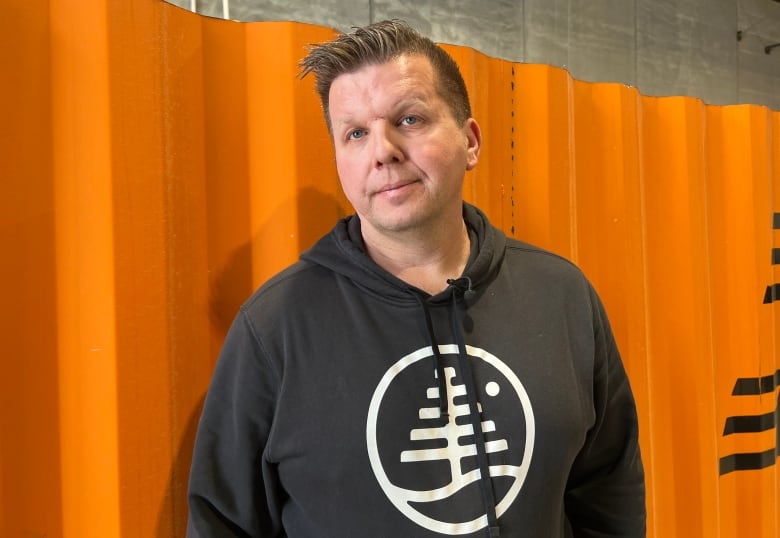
366,344,535,535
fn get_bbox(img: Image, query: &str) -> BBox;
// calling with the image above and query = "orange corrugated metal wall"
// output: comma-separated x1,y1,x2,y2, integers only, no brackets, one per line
2,1,779,536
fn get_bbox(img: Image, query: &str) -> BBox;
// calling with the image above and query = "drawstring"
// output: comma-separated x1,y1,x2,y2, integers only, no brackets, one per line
415,294,449,419
447,278,500,537
416,278,500,537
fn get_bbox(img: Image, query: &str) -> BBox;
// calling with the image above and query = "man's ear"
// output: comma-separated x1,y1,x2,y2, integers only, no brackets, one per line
464,118,482,171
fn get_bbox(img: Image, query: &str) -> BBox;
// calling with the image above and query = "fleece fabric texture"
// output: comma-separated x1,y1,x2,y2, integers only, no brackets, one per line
187,203,646,537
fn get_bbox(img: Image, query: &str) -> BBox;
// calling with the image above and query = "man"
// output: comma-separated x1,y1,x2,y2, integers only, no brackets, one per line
187,20,645,537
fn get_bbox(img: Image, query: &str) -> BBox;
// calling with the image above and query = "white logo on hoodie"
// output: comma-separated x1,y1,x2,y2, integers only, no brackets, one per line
366,344,535,535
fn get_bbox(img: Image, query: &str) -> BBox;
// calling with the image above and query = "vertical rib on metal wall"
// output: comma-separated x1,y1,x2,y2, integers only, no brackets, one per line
2,2,779,536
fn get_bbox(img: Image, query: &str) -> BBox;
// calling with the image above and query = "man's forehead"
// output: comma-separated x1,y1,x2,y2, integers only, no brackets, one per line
326,54,446,126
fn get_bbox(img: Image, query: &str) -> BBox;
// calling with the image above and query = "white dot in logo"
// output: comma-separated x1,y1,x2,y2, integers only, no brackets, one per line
485,381,500,397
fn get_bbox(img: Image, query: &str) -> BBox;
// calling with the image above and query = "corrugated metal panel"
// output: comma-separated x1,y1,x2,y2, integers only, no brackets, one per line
2,1,778,536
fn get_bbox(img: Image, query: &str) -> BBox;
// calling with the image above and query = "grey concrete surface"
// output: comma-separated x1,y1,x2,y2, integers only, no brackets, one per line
636,0,739,104
165,0,780,110
567,1,637,86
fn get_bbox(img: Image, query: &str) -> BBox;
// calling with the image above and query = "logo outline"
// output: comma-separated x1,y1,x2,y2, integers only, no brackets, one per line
366,344,535,535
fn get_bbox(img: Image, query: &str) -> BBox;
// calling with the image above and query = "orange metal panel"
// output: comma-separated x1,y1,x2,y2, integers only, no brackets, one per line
512,64,576,259
108,2,182,536
0,1,62,537
2,2,780,536
49,0,122,536
641,96,720,537
706,105,778,538
773,109,780,538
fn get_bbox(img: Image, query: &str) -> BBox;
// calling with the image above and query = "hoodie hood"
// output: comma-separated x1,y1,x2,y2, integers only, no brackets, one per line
300,203,506,304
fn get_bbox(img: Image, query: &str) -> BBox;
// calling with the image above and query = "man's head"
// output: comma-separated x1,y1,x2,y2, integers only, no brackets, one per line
299,20,472,131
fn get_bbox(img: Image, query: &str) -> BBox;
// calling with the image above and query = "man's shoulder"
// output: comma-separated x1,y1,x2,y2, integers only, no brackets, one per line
242,258,331,313
498,238,602,317
503,237,583,277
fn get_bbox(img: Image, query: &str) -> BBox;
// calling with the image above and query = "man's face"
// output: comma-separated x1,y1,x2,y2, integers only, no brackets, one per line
328,54,481,239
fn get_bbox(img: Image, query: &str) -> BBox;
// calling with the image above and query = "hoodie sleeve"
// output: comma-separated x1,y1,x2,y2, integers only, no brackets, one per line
564,288,646,537
187,309,285,537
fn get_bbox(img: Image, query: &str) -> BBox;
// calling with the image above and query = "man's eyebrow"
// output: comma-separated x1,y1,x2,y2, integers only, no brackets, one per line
393,96,430,111
332,115,359,132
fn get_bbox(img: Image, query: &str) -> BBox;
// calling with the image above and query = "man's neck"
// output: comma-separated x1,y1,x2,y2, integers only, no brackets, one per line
361,218,471,296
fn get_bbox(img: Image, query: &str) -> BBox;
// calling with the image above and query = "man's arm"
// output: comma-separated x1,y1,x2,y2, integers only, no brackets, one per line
187,310,285,537
564,289,646,537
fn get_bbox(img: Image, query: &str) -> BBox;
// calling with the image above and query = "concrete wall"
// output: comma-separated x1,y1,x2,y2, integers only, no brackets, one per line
166,0,780,110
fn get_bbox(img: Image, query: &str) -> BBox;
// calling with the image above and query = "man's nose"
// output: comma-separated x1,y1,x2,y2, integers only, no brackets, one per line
372,123,404,166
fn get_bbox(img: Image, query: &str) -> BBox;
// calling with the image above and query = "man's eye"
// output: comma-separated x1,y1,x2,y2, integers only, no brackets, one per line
401,116,418,126
348,129,366,140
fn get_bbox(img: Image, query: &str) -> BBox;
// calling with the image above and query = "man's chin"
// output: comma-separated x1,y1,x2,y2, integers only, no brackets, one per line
367,212,433,237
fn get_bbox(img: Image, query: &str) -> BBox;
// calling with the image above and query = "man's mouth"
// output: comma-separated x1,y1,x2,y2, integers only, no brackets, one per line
377,179,418,195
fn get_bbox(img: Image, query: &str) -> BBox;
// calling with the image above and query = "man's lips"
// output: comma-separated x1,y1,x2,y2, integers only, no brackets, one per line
375,179,419,195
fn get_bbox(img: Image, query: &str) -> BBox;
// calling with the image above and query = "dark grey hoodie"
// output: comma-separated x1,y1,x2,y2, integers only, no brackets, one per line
187,203,645,537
